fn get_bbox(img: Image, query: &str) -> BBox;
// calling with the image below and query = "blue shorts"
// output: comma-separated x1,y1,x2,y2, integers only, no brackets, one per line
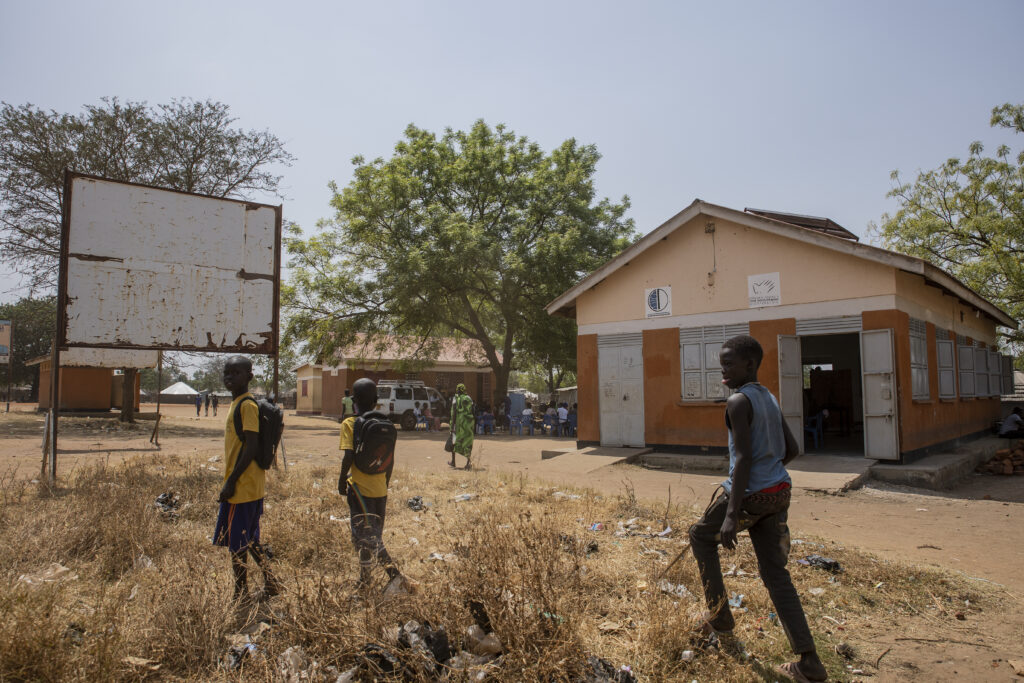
213,498,263,553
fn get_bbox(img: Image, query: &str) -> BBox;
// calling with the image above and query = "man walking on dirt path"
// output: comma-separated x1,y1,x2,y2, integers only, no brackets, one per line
688,335,826,682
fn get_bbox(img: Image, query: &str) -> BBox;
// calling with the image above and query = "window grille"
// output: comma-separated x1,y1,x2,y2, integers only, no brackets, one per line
679,324,750,400
909,318,929,399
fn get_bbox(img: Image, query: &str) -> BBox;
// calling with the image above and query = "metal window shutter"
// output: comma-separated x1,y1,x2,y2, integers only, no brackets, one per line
908,318,927,337
988,351,1001,397
679,328,703,344
936,339,955,399
722,323,750,339
678,323,749,345
795,316,862,335
598,333,643,348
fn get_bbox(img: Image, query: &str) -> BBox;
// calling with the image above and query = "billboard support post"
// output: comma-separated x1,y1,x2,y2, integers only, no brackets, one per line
150,351,162,447
5,320,11,412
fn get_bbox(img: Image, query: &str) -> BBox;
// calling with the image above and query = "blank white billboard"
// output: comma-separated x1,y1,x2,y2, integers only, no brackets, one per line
59,174,281,353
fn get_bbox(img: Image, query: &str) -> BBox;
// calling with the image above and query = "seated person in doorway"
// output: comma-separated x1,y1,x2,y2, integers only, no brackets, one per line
687,335,826,682
422,402,439,431
999,407,1024,439
521,402,535,435
478,406,495,435
557,402,569,436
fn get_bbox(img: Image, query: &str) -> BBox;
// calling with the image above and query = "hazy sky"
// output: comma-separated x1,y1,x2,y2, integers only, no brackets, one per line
1,0,1022,304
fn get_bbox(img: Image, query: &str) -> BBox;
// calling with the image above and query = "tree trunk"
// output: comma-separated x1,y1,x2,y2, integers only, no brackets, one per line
493,363,510,413
120,367,136,423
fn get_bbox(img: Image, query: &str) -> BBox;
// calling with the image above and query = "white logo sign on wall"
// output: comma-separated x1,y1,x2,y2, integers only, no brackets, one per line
645,287,672,318
747,273,781,308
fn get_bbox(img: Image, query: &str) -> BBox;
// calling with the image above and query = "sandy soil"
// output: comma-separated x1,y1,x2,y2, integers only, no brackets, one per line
3,403,1023,681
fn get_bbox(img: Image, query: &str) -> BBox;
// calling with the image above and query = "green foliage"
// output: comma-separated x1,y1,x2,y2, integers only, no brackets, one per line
284,121,634,405
876,103,1024,349
0,98,294,290
0,296,55,397
139,356,184,393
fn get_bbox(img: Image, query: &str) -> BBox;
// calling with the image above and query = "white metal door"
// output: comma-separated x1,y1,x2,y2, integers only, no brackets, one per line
860,329,899,461
777,335,804,455
598,335,645,447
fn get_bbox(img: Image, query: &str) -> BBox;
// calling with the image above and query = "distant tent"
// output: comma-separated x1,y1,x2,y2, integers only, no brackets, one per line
161,381,199,396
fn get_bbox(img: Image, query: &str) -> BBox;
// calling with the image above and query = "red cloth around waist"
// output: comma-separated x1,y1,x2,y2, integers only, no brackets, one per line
759,481,791,494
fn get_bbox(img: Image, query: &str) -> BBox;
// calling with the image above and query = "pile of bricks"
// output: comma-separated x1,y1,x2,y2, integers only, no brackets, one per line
976,445,1024,475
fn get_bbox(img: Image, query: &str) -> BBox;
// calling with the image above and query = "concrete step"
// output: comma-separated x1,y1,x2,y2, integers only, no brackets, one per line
869,436,1006,490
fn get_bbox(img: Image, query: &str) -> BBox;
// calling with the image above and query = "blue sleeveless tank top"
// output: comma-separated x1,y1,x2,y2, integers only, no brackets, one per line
723,383,791,495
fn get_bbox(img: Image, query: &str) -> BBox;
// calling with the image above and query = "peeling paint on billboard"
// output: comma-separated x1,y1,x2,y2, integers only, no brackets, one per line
59,174,281,353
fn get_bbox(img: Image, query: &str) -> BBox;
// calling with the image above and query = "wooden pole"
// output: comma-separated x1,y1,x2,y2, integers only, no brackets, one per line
48,343,60,484
5,320,11,412
150,351,163,447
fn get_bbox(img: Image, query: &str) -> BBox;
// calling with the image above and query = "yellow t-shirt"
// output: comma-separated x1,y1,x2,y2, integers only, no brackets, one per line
223,393,265,503
339,416,388,498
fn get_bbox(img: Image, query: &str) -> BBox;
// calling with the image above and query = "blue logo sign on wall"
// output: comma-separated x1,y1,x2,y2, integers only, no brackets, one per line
644,286,671,317
648,288,668,312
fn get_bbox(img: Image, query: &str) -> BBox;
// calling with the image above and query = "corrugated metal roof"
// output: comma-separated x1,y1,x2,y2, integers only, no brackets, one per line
744,208,859,241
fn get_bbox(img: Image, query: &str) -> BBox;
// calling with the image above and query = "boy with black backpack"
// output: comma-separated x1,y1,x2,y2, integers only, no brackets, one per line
214,356,283,607
338,377,408,593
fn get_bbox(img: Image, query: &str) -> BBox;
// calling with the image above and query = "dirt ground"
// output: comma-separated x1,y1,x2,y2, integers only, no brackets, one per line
3,403,1023,681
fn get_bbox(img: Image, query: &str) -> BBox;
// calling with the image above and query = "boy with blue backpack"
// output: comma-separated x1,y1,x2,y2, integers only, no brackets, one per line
214,356,284,606
338,378,407,593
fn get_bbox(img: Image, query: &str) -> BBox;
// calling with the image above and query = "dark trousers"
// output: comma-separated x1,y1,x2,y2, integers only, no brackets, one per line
688,489,815,654
346,489,395,576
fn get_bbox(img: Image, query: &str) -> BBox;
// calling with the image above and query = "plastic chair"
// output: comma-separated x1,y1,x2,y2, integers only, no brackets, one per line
567,413,578,438
804,411,824,449
415,414,429,430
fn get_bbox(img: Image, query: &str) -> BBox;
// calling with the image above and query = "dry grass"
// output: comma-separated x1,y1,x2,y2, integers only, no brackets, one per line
0,456,1006,682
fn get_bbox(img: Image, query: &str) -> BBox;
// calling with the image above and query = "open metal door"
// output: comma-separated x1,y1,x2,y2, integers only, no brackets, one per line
598,334,644,447
860,329,899,461
777,335,804,455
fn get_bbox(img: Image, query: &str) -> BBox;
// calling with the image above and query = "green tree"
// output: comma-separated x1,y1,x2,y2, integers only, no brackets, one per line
516,314,578,396
0,97,294,419
139,355,184,393
285,121,634,407
0,296,56,400
877,103,1024,352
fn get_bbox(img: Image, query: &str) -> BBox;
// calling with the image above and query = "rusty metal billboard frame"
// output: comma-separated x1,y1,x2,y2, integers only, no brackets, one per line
45,171,283,482
56,171,282,354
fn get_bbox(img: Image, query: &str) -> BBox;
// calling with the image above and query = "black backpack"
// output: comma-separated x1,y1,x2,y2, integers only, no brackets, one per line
352,410,397,474
233,396,284,470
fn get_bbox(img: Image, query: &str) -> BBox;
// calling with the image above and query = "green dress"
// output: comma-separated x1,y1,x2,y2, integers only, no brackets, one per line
452,393,475,458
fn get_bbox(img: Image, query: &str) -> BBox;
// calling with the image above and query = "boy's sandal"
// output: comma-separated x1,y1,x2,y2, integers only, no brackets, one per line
776,661,823,682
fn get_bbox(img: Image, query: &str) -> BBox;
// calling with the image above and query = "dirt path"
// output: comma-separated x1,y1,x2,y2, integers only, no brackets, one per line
3,406,1023,680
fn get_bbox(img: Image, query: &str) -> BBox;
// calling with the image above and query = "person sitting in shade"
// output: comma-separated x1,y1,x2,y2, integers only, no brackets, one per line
999,407,1024,439
422,402,439,432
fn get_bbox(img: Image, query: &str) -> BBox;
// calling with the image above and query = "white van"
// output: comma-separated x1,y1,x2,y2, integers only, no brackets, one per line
374,380,446,430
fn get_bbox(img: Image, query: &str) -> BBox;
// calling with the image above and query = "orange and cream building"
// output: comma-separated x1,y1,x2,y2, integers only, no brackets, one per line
547,201,1017,463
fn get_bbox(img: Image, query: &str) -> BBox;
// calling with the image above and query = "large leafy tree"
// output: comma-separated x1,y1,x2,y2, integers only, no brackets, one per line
285,121,634,407
0,97,294,419
0,296,55,400
877,103,1024,351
